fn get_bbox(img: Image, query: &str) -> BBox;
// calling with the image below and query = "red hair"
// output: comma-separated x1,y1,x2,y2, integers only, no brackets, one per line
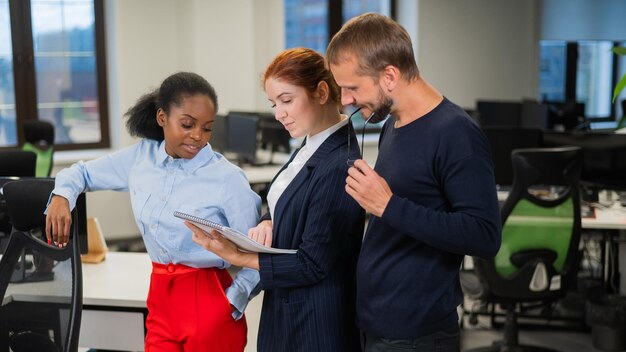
263,48,340,105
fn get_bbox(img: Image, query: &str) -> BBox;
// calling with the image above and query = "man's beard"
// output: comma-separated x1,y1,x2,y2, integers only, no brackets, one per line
367,89,392,123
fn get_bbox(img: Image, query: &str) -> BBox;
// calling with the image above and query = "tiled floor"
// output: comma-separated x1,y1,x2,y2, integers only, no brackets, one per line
461,327,605,351
241,293,607,352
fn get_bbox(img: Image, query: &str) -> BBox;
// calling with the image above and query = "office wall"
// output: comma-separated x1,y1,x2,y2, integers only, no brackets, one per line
416,0,539,109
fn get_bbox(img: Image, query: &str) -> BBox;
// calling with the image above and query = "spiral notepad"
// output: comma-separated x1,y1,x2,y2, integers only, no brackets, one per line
174,211,296,254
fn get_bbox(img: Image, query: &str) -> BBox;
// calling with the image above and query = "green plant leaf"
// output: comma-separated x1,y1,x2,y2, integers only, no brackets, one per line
614,47,626,56
613,74,626,102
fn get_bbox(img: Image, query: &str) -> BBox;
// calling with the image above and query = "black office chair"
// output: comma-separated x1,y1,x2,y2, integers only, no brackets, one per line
0,151,36,245
0,179,83,352
461,146,582,352
0,150,36,177
22,120,55,177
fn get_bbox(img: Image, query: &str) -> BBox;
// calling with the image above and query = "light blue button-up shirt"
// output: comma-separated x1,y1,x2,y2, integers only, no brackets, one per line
51,139,261,318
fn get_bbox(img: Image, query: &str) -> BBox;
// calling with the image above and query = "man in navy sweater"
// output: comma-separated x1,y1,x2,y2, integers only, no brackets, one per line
327,13,502,352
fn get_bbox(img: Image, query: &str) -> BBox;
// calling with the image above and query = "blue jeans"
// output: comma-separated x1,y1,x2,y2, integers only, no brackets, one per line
360,327,460,352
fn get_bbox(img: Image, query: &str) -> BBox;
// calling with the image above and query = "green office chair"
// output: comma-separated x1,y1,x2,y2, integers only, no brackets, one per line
461,146,582,352
0,179,83,352
22,120,55,177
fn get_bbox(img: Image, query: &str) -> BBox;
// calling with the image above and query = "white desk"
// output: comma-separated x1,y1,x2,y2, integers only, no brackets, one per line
4,252,267,351
4,252,151,351
496,190,626,230
242,164,281,185
582,202,626,230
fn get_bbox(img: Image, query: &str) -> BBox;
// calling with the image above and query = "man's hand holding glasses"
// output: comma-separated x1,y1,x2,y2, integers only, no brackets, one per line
345,159,392,217
345,106,393,217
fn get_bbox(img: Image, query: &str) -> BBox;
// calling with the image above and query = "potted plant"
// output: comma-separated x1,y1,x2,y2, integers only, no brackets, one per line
614,46,626,129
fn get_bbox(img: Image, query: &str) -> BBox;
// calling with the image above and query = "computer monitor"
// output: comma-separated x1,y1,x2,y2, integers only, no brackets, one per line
476,101,522,127
543,132,626,190
544,101,586,131
258,113,291,164
482,127,544,186
209,114,227,153
224,112,259,165
520,99,549,129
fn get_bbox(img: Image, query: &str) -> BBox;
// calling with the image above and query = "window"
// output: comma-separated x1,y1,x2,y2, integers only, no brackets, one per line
576,41,613,118
285,0,328,54
539,40,624,123
0,0,108,150
0,0,16,145
284,0,394,132
285,0,394,54
539,41,566,102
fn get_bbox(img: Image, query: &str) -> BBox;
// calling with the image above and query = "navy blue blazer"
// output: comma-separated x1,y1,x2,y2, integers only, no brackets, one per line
256,123,365,352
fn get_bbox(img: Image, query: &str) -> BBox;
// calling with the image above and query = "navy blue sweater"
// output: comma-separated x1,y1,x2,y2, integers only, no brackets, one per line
356,98,501,339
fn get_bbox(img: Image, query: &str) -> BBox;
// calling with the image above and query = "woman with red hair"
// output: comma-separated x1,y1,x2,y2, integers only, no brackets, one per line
188,48,365,352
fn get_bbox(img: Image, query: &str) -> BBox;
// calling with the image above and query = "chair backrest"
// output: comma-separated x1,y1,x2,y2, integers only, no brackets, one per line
475,146,582,302
0,179,82,352
22,120,55,177
0,150,36,177
23,120,55,146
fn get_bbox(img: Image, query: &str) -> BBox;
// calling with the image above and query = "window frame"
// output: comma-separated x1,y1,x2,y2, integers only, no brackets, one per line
551,40,624,123
328,1,397,44
5,0,109,151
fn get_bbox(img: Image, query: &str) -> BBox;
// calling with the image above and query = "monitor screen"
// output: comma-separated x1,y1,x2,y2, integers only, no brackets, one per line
543,132,626,190
209,114,227,153
544,101,586,131
258,112,291,156
476,101,522,127
224,112,259,165
482,127,544,186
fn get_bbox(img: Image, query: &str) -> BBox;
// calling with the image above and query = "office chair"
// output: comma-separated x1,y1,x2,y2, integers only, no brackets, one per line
0,179,83,352
461,146,582,352
0,151,36,246
22,120,55,177
0,150,36,177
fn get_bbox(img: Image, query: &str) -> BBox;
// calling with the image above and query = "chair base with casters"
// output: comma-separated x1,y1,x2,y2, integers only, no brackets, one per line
464,303,560,352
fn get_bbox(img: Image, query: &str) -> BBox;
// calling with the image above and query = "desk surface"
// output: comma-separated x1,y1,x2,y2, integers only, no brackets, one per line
4,252,151,308
497,191,626,230
242,164,281,185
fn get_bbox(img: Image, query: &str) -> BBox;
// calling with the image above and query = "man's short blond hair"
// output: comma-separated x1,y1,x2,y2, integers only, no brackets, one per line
327,13,419,81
